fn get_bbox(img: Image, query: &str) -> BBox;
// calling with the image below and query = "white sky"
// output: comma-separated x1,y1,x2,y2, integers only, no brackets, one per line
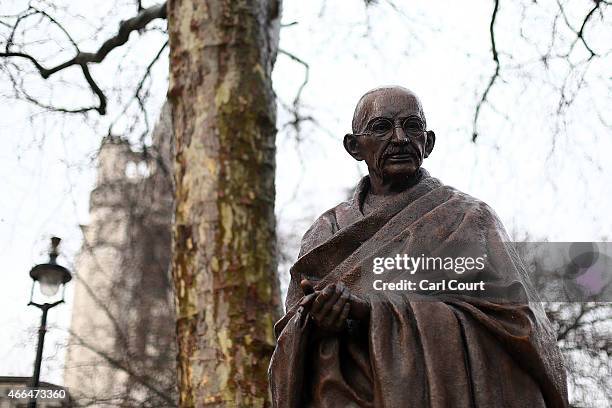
0,0,610,388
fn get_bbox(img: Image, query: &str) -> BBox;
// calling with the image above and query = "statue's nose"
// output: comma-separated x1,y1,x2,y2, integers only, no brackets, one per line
391,124,408,143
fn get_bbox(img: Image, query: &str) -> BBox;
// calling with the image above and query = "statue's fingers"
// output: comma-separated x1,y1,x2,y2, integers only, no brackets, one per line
299,293,317,310
323,283,336,295
322,285,349,326
318,284,344,318
311,284,335,315
311,292,329,314
332,302,351,332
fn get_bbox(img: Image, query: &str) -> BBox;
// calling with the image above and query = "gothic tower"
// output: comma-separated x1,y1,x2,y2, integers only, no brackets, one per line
64,106,176,407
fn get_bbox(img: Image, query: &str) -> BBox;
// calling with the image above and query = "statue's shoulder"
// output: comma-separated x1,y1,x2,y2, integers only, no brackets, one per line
438,183,505,228
298,199,355,257
299,207,339,257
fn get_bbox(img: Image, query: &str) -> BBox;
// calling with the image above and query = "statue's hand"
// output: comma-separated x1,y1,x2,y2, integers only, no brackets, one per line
308,282,351,333
299,279,371,333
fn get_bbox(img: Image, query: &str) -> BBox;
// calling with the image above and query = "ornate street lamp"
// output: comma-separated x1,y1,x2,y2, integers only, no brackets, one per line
27,237,72,408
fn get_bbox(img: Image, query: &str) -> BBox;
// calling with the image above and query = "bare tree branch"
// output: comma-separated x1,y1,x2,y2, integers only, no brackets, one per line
573,1,602,58
278,49,311,135
468,0,610,144
109,40,168,140
3,60,104,114
0,2,167,115
557,0,606,59
472,0,501,142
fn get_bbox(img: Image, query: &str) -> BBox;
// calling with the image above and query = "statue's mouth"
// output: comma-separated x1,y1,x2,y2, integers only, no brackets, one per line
385,153,414,163
383,145,416,163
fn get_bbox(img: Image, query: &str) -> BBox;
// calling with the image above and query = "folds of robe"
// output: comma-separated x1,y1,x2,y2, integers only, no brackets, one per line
269,169,568,408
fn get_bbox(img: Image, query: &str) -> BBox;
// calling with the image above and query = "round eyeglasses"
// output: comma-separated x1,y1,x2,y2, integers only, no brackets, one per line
353,117,425,139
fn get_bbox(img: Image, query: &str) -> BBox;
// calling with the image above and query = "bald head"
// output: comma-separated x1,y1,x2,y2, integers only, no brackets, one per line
351,86,426,134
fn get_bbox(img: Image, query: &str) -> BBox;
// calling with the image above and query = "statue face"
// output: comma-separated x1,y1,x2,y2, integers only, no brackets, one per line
344,87,435,182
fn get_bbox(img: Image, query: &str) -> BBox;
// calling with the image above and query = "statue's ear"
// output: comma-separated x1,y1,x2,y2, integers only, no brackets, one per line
343,133,364,161
424,130,436,158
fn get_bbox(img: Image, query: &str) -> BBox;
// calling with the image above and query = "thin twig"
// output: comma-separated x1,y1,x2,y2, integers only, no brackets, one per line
0,2,167,115
472,0,501,142
278,49,310,134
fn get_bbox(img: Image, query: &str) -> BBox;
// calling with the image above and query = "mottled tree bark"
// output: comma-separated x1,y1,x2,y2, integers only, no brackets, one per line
167,1,282,407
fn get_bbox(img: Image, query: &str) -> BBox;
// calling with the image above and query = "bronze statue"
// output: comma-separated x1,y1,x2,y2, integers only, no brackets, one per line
269,86,568,407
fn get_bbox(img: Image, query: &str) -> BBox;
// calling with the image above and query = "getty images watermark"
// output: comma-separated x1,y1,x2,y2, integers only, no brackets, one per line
367,242,612,302
372,254,488,292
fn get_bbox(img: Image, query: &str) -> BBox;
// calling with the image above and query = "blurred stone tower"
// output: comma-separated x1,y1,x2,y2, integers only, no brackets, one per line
64,105,177,407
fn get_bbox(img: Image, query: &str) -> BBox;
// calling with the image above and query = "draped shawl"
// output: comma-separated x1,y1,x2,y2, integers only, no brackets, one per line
269,169,568,408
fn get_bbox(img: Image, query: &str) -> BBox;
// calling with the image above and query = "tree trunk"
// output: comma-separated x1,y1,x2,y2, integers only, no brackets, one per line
167,1,282,406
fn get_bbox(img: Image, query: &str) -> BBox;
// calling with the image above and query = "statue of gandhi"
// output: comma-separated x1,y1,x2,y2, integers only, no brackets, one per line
269,86,568,408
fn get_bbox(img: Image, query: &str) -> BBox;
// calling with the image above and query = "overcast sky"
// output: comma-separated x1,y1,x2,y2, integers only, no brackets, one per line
1,0,610,387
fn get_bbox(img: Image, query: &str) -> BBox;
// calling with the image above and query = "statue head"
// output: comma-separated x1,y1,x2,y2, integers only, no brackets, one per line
344,86,435,189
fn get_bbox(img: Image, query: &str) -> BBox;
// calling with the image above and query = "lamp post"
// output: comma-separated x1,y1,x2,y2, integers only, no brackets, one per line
27,237,72,408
